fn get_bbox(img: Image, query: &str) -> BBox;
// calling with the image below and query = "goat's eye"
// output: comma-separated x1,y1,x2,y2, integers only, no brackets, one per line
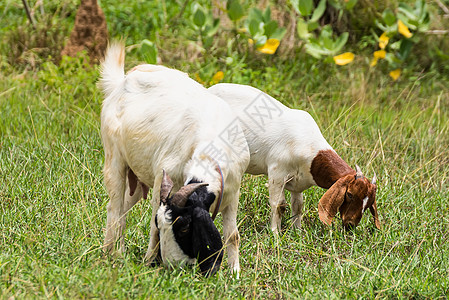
346,192,353,201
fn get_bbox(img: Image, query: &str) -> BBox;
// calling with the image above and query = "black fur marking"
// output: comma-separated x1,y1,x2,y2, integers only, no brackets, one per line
158,179,222,276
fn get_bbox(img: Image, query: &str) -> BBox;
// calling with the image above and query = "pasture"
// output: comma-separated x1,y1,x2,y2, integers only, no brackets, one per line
1,0,448,298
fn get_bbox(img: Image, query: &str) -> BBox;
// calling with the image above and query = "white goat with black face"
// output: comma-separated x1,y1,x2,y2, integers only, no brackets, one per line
99,43,249,276
208,83,380,232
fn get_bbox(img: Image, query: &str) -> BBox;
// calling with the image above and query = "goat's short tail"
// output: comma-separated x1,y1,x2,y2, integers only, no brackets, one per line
99,41,125,98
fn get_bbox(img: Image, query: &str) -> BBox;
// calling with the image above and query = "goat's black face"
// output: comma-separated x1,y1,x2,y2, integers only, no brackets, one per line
156,173,223,276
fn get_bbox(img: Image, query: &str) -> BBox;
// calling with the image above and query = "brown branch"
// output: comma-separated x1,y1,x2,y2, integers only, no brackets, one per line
21,0,36,28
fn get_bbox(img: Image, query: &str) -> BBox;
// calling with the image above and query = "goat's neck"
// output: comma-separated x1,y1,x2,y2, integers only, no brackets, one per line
310,149,355,189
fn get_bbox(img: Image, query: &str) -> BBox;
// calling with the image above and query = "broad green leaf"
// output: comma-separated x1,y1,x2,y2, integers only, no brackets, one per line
333,32,348,53
205,18,220,37
398,38,414,60
382,8,396,27
271,27,287,40
310,0,327,23
193,5,206,28
248,19,261,36
297,0,314,16
345,0,358,10
263,6,271,22
305,43,329,58
264,20,278,38
249,8,264,23
227,0,245,21
308,21,319,31
398,3,417,21
297,18,310,39
320,25,333,39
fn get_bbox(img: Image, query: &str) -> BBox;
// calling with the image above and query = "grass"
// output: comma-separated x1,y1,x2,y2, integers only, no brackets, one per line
1,0,449,298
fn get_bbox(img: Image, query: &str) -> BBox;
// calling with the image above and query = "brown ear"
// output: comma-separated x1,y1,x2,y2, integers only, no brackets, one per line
318,174,355,226
160,170,173,203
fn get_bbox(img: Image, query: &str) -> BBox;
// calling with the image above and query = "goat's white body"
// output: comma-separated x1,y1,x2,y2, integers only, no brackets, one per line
208,83,333,231
100,46,249,275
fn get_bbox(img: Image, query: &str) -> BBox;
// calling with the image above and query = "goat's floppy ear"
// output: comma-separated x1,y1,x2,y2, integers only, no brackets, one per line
318,174,355,226
160,170,173,204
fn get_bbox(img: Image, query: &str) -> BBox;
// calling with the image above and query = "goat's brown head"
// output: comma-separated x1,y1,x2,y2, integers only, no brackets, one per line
318,165,380,230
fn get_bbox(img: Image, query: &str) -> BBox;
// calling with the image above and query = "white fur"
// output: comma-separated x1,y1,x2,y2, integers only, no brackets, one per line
208,83,334,232
157,204,196,266
99,44,249,276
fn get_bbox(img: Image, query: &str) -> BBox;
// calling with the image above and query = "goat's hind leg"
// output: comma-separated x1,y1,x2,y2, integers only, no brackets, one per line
290,191,304,229
267,172,287,234
103,156,127,255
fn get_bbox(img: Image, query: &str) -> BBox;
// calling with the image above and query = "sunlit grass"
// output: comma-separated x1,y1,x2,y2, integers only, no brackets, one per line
1,54,448,298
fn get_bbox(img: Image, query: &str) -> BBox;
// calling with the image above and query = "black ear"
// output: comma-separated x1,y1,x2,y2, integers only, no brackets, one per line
191,207,223,276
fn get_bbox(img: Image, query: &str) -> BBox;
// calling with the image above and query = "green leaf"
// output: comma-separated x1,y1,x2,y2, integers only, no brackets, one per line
297,0,314,16
305,43,329,58
307,21,319,31
345,0,358,10
140,39,158,64
227,0,245,21
333,32,348,53
398,38,414,60
382,8,397,27
263,6,272,22
249,8,264,23
205,18,220,37
193,5,206,28
310,0,326,23
264,20,278,38
271,27,287,40
398,3,417,21
248,19,261,36
297,18,310,39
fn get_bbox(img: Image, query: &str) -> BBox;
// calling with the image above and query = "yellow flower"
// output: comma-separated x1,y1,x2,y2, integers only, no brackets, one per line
257,39,280,55
195,73,205,85
248,38,254,46
211,71,224,84
370,57,379,67
333,52,355,65
379,32,389,49
398,20,412,38
374,50,386,59
389,69,401,81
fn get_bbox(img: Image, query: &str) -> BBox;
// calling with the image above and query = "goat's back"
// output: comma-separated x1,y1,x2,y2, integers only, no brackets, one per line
100,47,248,188
208,83,332,175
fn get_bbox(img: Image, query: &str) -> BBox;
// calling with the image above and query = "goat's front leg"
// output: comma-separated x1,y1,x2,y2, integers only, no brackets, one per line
267,169,287,234
221,190,240,278
290,191,304,229
103,157,127,255
118,178,144,252
145,176,162,264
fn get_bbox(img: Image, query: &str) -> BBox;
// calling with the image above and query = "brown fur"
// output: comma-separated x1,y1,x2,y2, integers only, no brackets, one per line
310,150,355,189
318,173,380,229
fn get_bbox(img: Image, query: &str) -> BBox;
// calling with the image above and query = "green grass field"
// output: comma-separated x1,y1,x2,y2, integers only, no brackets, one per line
1,0,449,298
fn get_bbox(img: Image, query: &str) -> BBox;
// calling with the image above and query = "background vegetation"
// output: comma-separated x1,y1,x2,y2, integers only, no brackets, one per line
1,0,448,298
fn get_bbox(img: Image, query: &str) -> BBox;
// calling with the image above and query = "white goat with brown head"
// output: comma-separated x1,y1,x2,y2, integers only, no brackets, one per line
208,83,380,232
99,43,249,276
